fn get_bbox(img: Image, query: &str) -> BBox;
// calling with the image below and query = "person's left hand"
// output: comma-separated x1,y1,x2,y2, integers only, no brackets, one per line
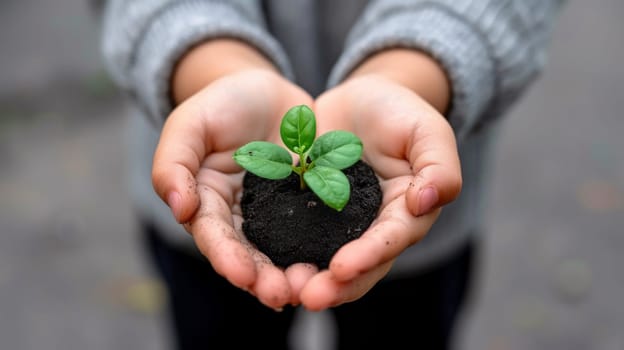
291,74,462,310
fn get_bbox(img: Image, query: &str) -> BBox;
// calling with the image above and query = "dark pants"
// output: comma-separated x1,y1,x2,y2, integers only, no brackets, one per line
142,222,477,350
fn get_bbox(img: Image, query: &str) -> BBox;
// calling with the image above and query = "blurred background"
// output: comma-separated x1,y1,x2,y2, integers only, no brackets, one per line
0,1,622,349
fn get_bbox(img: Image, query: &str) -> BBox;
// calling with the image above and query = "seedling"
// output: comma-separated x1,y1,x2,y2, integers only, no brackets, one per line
233,105,363,211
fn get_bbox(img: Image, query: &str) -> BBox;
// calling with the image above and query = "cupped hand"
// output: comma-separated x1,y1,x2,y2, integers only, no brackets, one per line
298,75,463,310
151,69,314,310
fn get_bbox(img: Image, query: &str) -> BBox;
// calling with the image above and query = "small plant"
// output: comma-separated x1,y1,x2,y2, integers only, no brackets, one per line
233,105,363,211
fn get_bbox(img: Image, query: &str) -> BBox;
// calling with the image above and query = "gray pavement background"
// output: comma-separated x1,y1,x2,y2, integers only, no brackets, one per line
0,1,622,349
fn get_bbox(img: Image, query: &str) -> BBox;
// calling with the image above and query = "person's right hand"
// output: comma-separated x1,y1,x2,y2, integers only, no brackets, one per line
151,68,314,310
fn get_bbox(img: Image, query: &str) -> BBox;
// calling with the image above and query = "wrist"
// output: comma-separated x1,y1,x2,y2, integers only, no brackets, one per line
346,49,451,114
171,38,280,105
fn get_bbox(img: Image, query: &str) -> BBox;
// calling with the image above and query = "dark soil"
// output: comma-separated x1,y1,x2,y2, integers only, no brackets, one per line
241,160,382,269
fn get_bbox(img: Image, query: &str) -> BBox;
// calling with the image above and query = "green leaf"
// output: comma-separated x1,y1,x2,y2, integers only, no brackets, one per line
308,130,362,169
304,166,351,211
280,105,316,153
233,141,293,179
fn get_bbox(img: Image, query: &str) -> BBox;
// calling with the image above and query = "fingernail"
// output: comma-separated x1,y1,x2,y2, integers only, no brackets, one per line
418,186,438,216
167,191,182,222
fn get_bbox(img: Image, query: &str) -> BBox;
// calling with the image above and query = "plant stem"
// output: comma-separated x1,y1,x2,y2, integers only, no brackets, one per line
298,152,307,190
299,173,306,190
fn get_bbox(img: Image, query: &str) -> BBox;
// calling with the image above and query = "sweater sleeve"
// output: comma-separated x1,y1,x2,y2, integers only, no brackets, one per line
100,0,293,126
328,0,566,140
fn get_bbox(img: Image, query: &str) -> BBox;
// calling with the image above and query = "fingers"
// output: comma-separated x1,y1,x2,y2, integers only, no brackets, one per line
405,113,462,216
298,205,435,311
329,187,441,281
299,261,393,311
152,107,207,223
190,184,256,287
248,255,292,310
285,263,319,305
190,183,292,310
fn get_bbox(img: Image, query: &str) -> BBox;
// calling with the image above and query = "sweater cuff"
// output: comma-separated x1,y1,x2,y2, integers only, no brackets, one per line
133,1,293,125
328,6,495,139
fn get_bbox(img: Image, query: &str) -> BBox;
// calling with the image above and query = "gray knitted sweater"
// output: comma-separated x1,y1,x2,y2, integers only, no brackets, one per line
101,0,564,276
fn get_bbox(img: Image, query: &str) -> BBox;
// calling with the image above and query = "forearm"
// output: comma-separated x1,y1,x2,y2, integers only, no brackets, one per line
172,39,280,105
347,49,451,115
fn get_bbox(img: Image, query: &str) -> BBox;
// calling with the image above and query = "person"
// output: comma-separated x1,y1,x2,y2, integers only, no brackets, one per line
100,1,565,349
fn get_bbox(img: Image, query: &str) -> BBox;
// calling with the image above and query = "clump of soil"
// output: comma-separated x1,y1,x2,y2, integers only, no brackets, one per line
240,160,382,269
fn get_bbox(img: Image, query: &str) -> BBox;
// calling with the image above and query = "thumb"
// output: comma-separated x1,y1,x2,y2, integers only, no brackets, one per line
152,111,206,223
152,162,200,224
405,115,462,216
